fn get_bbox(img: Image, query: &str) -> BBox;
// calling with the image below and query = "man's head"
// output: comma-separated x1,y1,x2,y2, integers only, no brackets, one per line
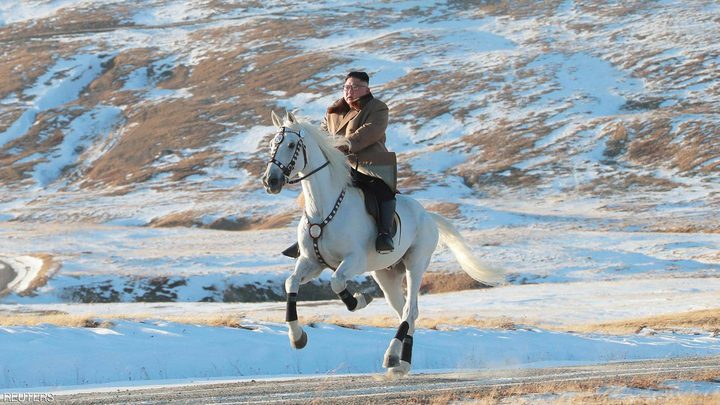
343,71,370,106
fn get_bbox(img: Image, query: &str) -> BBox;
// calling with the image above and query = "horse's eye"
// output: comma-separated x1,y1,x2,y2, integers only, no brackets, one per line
288,142,296,149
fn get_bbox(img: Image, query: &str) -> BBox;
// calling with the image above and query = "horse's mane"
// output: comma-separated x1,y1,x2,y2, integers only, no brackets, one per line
287,118,351,189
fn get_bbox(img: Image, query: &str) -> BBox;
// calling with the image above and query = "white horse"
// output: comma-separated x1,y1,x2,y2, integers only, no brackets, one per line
262,111,504,377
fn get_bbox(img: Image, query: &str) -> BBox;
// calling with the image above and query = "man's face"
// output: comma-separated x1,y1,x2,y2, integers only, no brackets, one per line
343,77,370,105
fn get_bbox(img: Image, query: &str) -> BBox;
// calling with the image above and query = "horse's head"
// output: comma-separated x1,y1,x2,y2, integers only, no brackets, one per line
262,111,307,194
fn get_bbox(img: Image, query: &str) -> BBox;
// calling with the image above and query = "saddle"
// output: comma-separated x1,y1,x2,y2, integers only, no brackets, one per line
358,187,398,238
358,186,404,272
347,152,399,238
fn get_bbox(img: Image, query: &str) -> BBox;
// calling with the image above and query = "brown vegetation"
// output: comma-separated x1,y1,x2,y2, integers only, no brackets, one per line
423,367,720,404
455,0,565,19
0,0,716,212
603,123,628,159
0,312,113,328
298,314,519,332
148,211,295,230
560,308,720,335
648,223,720,234
4,307,720,341
420,271,490,294
0,43,65,101
424,202,461,219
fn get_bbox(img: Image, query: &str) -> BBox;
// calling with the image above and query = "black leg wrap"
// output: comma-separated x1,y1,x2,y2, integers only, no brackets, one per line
395,321,409,341
286,293,298,322
401,335,413,364
338,289,357,311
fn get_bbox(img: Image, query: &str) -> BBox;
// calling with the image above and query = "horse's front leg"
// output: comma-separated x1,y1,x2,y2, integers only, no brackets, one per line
331,253,373,312
285,258,323,349
385,247,433,378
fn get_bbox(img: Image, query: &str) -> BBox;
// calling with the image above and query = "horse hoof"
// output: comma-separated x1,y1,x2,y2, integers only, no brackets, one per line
386,361,411,378
290,330,307,349
383,354,400,368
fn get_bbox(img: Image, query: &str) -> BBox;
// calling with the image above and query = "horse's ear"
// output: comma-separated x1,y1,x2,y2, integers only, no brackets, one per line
271,110,282,129
285,110,297,124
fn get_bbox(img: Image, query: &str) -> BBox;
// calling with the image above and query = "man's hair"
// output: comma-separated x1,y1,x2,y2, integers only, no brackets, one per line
346,71,370,84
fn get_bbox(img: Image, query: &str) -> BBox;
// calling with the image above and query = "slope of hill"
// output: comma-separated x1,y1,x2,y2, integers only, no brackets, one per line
0,0,718,302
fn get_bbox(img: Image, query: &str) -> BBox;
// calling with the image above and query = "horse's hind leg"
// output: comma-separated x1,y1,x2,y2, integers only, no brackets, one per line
372,263,405,319
285,258,323,349
384,257,428,377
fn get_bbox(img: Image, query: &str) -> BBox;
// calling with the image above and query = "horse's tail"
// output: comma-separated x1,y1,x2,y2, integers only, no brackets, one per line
429,212,505,286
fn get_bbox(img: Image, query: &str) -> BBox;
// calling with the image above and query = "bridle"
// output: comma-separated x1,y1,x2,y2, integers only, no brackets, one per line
269,127,329,185
269,126,345,268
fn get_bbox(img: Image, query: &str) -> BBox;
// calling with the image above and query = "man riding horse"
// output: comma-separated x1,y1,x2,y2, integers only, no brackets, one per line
282,71,397,257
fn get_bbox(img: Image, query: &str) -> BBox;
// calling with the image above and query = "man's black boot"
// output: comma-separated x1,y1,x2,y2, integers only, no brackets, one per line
375,198,396,253
282,242,300,258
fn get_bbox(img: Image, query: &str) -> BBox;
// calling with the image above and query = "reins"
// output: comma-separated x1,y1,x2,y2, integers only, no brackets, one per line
287,161,329,184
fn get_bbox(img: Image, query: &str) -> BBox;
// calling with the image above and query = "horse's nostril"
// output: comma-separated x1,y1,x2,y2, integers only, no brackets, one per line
269,177,278,187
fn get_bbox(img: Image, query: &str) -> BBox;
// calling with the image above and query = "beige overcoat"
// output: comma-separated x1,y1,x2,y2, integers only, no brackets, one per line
321,95,397,191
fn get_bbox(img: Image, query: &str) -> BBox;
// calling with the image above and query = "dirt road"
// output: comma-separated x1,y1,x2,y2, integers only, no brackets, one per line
53,356,719,404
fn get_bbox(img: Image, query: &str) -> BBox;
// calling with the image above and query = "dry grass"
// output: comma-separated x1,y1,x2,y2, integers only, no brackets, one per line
299,314,518,331
2,308,719,345
624,119,680,169
146,210,201,228
0,312,113,328
0,312,258,330
457,0,565,19
0,311,258,329
675,123,720,172
148,210,295,230
1,11,345,187
163,314,258,330
578,173,681,195
0,0,715,201
426,370,720,405
647,224,720,234
603,123,629,159
0,43,61,103
559,308,720,335
424,202,461,219
420,271,491,294
555,393,720,405
397,160,428,191
0,309,519,331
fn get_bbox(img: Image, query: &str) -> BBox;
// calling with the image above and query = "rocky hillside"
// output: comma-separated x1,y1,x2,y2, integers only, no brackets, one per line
0,0,720,224
1,0,718,229
0,0,719,303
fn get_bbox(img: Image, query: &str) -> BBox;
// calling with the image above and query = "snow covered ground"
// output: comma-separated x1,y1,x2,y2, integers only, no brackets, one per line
1,219,718,391
1,317,719,392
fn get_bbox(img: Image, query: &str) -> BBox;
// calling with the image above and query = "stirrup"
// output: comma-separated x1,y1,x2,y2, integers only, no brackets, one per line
376,233,394,253
282,242,300,258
